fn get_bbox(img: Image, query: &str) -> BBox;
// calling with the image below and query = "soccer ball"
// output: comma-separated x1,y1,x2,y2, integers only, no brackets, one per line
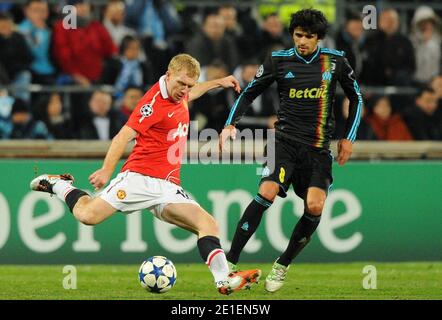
138,256,177,293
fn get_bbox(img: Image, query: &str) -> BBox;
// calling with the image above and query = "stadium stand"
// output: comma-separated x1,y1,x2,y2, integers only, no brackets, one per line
0,0,441,143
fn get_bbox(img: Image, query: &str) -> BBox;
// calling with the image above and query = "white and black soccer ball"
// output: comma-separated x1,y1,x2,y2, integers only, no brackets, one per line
139,256,177,293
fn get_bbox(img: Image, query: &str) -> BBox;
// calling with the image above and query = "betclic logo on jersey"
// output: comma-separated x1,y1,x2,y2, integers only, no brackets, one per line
289,85,328,99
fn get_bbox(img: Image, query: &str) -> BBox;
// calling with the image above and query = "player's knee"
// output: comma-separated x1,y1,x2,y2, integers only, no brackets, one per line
258,183,279,202
306,200,324,215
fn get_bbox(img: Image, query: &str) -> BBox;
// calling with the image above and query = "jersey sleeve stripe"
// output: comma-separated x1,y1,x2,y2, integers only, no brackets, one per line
225,79,256,126
348,83,362,142
272,48,295,57
320,47,345,57
347,80,363,142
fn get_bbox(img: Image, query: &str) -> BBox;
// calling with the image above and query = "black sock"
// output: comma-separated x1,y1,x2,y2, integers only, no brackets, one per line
226,194,273,264
197,235,222,262
65,189,88,213
277,211,321,267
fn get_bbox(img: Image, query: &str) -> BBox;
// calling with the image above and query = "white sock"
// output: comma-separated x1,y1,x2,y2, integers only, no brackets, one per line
52,180,75,202
206,249,230,287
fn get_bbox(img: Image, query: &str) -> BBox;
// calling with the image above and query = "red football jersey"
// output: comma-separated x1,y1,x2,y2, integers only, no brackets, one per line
122,76,189,185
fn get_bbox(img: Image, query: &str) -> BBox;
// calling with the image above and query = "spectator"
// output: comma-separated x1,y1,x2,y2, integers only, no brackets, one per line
0,98,51,139
0,12,32,102
318,33,336,50
363,9,415,86
410,6,441,84
218,5,259,63
335,11,366,79
366,95,413,141
117,86,144,123
35,93,73,139
229,59,279,130
0,89,14,122
0,3,13,13
186,11,239,73
190,61,230,132
125,0,182,80
78,90,123,140
219,6,238,36
18,0,56,85
430,74,442,108
258,13,292,60
52,0,117,85
403,87,442,140
0,62,9,85
125,0,182,49
334,97,376,140
101,35,153,98
102,0,136,47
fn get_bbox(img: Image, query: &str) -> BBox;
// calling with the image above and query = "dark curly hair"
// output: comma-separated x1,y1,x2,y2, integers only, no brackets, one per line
289,9,329,39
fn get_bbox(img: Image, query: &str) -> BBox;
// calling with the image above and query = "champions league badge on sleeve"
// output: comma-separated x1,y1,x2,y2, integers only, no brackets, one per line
140,104,153,117
139,104,153,123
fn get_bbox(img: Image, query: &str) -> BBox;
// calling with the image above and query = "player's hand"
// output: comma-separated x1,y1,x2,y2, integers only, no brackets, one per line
336,139,353,166
218,75,241,94
219,125,237,152
89,168,112,191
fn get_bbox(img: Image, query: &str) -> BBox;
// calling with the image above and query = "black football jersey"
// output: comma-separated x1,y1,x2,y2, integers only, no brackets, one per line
225,47,363,149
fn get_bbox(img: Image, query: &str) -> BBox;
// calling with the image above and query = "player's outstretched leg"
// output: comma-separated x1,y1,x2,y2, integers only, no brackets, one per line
30,174,88,212
161,203,261,295
30,173,75,194
30,173,116,225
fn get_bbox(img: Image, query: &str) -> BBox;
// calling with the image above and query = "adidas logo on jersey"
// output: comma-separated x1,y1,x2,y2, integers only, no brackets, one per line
171,122,189,139
284,71,295,79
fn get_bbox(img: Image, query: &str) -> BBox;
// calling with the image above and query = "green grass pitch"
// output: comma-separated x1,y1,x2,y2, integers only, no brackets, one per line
0,262,440,300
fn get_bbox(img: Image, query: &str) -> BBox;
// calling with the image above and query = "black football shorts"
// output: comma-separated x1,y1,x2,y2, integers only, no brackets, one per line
260,136,333,199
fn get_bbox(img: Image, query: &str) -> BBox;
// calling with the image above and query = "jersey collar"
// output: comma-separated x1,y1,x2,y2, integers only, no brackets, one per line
159,75,169,99
294,47,320,64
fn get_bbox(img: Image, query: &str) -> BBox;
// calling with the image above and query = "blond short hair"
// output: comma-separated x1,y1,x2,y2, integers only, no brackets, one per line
168,54,201,79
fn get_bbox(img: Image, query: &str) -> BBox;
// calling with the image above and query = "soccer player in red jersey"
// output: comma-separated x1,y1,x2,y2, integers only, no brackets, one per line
30,54,261,295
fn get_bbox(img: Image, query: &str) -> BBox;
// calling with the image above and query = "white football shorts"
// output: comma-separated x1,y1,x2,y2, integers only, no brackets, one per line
99,170,199,220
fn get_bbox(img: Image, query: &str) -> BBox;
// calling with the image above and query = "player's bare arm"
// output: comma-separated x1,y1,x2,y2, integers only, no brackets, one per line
337,139,353,166
89,125,137,190
188,75,241,102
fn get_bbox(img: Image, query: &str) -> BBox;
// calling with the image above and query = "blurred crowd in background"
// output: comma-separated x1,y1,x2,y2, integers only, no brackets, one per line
0,0,440,141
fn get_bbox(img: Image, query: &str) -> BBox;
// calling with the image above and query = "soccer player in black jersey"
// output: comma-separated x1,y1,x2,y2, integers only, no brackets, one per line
219,9,363,292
